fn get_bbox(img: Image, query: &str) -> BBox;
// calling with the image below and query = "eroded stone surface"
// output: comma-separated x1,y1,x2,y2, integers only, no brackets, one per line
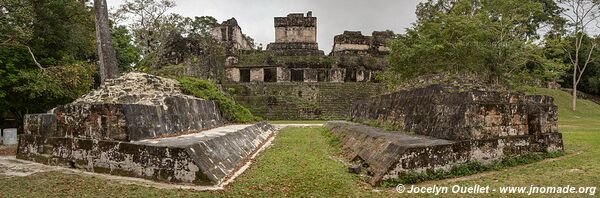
331,31,393,56
17,72,275,186
17,122,276,185
351,84,559,141
324,121,563,186
73,72,197,107
325,84,564,185
266,11,324,56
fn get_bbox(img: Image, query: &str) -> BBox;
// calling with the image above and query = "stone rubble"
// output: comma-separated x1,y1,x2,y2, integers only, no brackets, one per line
73,72,199,107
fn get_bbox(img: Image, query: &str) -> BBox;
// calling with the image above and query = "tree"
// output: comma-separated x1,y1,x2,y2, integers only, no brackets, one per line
115,0,175,56
111,24,140,71
187,16,219,37
388,0,566,86
558,0,600,111
0,0,40,70
546,34,600,95
1,0,97,131
29,0,97,65
146,15,226,81
94,0,119,82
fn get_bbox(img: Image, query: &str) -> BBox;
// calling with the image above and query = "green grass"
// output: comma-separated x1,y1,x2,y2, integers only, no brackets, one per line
268,120,326,124
532,88,600,127
1,88,599,197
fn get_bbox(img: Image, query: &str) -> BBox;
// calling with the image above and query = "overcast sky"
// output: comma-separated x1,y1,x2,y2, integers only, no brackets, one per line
106,0,424,52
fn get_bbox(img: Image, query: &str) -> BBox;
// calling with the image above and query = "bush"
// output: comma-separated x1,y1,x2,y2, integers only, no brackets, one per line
177,76,259,123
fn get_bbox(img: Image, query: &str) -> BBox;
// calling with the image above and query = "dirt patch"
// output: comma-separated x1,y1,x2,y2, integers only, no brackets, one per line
0,145,17,156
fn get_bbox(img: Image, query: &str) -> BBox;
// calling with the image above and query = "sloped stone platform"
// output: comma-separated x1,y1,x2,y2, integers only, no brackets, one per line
17,122,276,186
324,121,563,186
325,84,564,185
17,72,275,186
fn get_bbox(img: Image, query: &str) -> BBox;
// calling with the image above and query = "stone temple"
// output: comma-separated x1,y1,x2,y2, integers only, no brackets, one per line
266,11,325,56
17,72,276,186
324,83,563,185
211,18,253,51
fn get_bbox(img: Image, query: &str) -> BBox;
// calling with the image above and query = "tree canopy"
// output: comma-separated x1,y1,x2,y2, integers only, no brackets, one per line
388,0,567,86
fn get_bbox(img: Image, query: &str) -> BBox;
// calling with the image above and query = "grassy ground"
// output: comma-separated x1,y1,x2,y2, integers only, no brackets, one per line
268,120,327,124
0,89,599,197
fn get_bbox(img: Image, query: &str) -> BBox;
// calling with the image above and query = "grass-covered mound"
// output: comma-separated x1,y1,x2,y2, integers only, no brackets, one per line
177,76,259,123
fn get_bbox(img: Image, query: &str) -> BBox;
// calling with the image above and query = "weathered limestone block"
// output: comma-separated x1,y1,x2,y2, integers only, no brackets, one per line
277,67,291,82
350,84,559,141
18,122,276,185
223,83,386,120
266,11,324,56
17,72,274,186
304,68,318,82
356,70,366,82
266,43,324,56
331,31,394,56
329,84,564,185
226,68,240,82
211,18,252,51
250,68,264,82
26,97,224,142
324,121,563,186
330,68,345,83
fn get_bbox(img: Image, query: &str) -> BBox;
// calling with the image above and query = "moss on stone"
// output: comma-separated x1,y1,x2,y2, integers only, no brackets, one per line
177,77,259,123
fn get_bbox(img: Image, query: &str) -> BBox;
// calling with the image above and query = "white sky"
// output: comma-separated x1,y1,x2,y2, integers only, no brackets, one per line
106,0,424,52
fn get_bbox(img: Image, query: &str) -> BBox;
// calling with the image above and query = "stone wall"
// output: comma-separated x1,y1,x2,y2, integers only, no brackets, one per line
17,72,276,186
330,84,564,185
331,31,393,56
274,12,317,43
18,122,276,185
324,121,563,185
211,18,252,51
223,83,386,120
25,97,224,142
267,11,324,56
350,84,559,141
225,66,379,83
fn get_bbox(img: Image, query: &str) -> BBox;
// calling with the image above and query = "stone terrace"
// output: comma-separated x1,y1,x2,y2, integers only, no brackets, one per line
17,72,276,186
324,84,564,185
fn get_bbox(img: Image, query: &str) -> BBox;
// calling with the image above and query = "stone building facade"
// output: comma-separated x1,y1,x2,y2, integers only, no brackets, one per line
211,18,253,51
266,11,324,56
225,66,378,83
221,12,389,120
330,31,394,56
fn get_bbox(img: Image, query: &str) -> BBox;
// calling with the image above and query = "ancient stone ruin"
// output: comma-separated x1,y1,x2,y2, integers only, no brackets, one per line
217,11,393,120
17,72,276,186
324,84,563,185
330,31,394,56
266,11,325,56
211,18,253,51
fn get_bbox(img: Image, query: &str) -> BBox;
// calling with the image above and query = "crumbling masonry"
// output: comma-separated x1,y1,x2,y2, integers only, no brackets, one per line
17,73,276,186
266,11,324,56
325,84,563,185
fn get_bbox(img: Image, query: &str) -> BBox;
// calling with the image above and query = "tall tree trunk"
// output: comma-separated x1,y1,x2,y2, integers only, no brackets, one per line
573,65,578,112
94,0,119,82
573,70,578,112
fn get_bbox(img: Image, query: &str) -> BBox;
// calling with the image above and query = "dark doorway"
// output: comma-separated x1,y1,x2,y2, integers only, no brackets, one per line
264,68,277,82
345,68,356,82
291,69,304,82
240,69,251,82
